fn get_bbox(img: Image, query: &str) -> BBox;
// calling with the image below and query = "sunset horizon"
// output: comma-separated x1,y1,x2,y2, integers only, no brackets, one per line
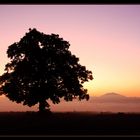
0,5,140,112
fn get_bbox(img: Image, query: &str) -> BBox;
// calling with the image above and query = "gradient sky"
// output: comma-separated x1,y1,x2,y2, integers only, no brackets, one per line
0,5,140,101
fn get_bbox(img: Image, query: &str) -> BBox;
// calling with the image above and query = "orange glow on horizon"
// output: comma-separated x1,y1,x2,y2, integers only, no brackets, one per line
0,5,140,112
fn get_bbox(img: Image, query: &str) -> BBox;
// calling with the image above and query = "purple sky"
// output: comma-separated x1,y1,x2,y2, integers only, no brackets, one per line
0,5,140,99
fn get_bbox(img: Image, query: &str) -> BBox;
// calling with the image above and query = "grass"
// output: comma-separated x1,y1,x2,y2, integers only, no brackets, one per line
0,111,140,136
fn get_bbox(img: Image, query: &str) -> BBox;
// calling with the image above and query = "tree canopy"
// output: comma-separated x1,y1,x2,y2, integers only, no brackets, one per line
0,28,93,112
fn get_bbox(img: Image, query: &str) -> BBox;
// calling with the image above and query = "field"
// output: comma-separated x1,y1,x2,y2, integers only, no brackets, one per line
0,111,140,136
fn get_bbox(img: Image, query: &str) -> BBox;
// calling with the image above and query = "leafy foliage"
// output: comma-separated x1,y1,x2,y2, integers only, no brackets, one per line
0,28,93,112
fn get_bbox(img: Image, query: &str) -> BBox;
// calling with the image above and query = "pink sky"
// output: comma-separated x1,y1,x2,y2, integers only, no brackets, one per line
0,5,140,111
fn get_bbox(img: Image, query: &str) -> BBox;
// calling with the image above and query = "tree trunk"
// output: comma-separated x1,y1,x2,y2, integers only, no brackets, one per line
39,101,46,112
38,100,51,113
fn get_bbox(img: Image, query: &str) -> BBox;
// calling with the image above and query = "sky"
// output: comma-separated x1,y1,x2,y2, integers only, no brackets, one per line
0,5,140,111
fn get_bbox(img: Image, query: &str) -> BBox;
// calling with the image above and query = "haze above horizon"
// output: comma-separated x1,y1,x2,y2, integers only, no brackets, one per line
0,5,140,111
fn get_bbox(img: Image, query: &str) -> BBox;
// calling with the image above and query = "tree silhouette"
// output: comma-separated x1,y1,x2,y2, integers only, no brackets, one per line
0,28,93,112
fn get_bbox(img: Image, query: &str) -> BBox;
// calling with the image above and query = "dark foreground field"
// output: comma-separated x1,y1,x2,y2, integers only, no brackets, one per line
0,111,140,136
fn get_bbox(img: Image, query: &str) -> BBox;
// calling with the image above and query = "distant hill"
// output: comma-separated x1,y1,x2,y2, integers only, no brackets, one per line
100,92,126,99
1,93,140,113
90,93,140,103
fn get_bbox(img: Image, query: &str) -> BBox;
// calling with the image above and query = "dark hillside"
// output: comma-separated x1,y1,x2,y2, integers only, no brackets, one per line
0,112,140,136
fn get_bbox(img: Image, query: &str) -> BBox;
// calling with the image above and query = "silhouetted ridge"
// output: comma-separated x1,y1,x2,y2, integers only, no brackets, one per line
100,93,126,98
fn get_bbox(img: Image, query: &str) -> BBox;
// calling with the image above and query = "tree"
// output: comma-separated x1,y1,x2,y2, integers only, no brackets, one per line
0,28,93,112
